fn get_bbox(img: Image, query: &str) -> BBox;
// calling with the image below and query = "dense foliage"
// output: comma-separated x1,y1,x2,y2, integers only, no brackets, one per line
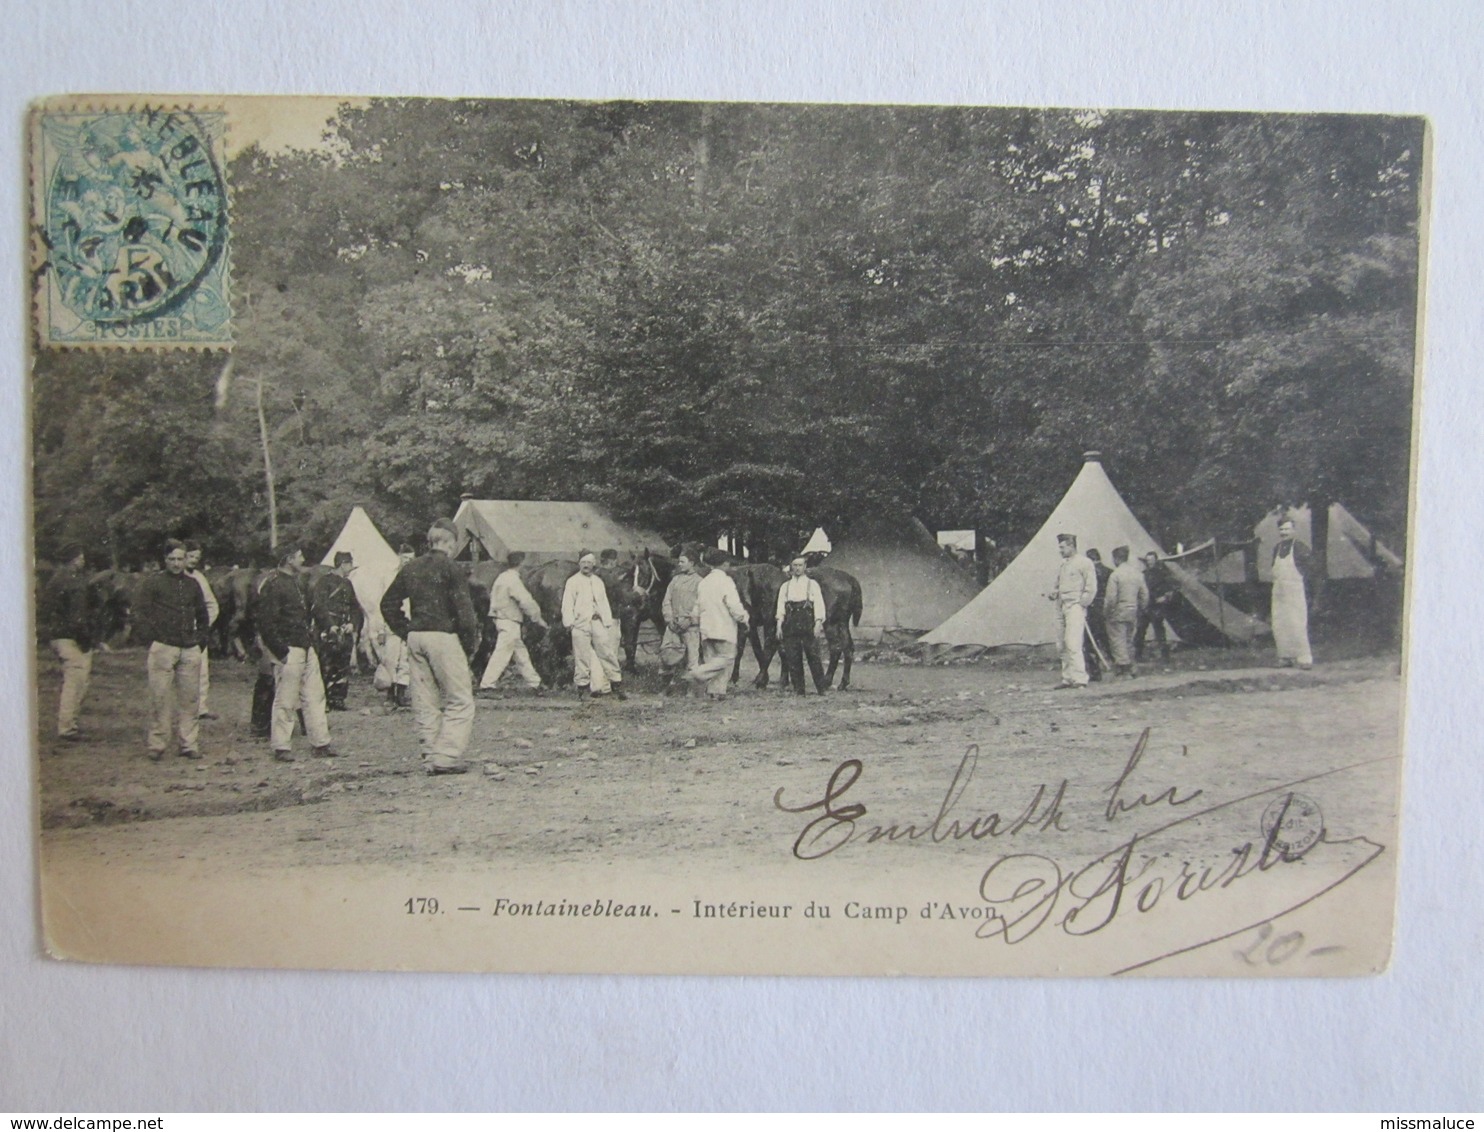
32,101,1423,568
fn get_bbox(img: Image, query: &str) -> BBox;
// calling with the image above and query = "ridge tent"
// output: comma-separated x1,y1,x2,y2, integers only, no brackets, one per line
453,499,667,569
936,530,976,553
320,506,403,645
801,527,832,555
919,453,1267,650
1201,503,1403,584
814,515,984,642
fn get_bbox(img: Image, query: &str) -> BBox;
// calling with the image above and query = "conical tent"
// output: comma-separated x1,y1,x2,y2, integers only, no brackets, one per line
820,515,984,639
321,506,402,628
920,455,1266,648
801,527,832,555
1202,503,1403,584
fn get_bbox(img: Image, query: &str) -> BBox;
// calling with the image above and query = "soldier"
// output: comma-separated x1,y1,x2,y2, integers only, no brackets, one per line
40,544,94,740
135,540,211,760
380,520,481,774
257,544,337,762
377,543,417,709
659,544,702,693
1049,533,1096,689
1103,546,1149,678
775,554,827,695
183,540,220,719
247,566,277,739
478,551,547,694
561,551,626,700
1136,550,1175,662
311,551,363,711
687,549,750,700
1083,548,1113,682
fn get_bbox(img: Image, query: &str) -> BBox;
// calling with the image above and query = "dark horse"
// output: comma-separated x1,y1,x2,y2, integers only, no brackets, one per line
212,565,268,658
727,563,863,690
813,565,864,690
85,568,140,648
599,553,673,673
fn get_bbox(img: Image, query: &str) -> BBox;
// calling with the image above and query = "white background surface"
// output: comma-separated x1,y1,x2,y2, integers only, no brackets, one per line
3,0,1480,1112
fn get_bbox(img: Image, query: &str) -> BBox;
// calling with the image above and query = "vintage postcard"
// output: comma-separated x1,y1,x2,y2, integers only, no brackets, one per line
29,95,1424,975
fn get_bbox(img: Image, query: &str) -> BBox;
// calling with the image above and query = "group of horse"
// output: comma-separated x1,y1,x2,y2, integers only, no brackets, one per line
66,551,866,693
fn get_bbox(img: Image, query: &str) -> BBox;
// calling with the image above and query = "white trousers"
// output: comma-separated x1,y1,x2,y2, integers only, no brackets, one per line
660,625,701,671
408,631,474,766
690,637,737,696
271,645,331,751
479,618,541,689
1107,618,1137,668
571,620,621,693
1057,603,1089,686
147,642,202,754
51,639,92,736
197,650,211,714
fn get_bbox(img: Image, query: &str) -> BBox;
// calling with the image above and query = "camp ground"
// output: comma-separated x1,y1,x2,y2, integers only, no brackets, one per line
29,98,1416,982
916,453,1267,653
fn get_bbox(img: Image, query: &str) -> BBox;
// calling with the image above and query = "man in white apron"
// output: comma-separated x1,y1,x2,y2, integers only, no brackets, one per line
1270,517,1314,669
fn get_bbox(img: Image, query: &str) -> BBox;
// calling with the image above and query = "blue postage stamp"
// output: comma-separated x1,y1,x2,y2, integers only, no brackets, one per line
31,104,231,348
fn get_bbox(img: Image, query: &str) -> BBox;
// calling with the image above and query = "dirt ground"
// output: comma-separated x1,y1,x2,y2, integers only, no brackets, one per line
36,641,1403,877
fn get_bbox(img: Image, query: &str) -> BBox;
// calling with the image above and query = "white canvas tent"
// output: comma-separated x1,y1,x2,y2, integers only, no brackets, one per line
453,499,667,566
920,454,1266,649
936,529,976,553
1201,503,1403,584
801,527,832,555
320,506,403,636
818,515,984,640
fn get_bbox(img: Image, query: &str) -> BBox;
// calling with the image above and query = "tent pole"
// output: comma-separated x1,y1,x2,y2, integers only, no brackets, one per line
1214,541,1226,642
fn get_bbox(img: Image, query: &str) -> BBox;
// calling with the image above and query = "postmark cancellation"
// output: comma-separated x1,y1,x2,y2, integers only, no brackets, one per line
29,100,231,349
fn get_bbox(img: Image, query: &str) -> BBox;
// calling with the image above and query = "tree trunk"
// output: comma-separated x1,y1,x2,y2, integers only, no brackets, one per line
1310,499,1330,581
256,377,279,550
1310,497,1330,615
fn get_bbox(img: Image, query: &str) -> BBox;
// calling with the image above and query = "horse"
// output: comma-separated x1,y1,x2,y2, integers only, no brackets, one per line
85,567,139,648
812,565,863,690
726,562,785,687
515,558,580,687
606,550,678,672
596,555,664,673
725,562,862,690
213,565,267,659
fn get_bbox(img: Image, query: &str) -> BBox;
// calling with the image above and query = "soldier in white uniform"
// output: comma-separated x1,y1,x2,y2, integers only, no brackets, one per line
562,552,625,699
1050,533,1097,689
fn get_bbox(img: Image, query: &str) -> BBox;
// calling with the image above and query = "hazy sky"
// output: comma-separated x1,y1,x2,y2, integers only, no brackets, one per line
225,96,364,157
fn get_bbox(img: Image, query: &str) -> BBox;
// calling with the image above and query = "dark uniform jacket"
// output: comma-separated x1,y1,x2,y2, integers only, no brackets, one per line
1092,561,1112,605
135,571,210,649
40,565,94,649
308,570,363,635
380,552,480,656
1145,560,1175,608
256,569,314,661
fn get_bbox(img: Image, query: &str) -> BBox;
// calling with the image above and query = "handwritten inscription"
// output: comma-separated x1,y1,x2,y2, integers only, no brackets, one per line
774,732,1389,972
1104,727,1202,820
773,745,1069,860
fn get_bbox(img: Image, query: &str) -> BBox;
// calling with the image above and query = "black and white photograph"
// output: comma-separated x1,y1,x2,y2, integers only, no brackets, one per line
29,94,1422,977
